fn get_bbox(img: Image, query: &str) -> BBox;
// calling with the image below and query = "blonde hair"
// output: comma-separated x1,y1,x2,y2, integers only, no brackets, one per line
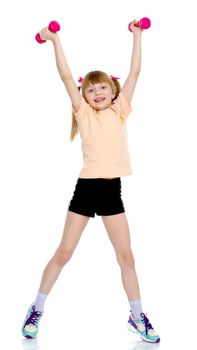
69,70,121,142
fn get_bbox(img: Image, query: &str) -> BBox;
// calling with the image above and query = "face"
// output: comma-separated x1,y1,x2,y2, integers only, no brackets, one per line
84,82,115,110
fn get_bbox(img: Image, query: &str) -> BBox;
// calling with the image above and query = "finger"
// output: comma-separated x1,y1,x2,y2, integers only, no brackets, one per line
40,29,46,40
131,20,138,28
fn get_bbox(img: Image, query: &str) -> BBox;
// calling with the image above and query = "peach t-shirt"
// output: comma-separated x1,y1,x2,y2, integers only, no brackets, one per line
73,91,133,178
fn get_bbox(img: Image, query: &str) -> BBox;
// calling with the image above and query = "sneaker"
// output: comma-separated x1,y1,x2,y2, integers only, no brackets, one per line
22,304,43,339
127,312,160,343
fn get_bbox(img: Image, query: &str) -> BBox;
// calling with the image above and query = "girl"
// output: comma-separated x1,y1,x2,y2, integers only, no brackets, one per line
22,20,160,343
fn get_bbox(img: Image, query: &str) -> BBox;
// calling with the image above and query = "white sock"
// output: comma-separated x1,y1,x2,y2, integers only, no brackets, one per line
33,291,48,312
129,300,143,320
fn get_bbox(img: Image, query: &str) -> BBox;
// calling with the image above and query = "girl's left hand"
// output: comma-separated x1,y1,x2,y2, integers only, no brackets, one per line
129,20,143,34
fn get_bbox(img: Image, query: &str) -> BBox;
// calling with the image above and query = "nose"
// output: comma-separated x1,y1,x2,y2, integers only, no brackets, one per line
94,86,102,95
95,89,100,95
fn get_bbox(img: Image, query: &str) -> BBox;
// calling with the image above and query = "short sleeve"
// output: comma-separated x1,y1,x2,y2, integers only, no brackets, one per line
72,96,90,120
111,91,132,118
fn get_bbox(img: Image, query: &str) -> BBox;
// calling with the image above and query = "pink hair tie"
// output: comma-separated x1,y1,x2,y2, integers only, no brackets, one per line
109,75,120,80
78,77,83,83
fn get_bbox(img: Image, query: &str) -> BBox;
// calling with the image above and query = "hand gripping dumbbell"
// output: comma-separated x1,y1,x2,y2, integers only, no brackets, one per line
35,21,61,43
128,17,151,32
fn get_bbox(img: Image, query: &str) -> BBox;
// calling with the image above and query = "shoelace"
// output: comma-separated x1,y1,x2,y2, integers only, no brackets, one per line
25,305,42,326
140,313,153,335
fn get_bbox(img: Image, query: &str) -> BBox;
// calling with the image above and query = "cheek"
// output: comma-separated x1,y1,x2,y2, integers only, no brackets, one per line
88,97,95,105
86,96,95,106
87,94,93,100
84,95,92,103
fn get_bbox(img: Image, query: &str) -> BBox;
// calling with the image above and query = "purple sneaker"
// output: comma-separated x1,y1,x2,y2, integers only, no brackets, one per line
127,312,160,343
22,304,43,339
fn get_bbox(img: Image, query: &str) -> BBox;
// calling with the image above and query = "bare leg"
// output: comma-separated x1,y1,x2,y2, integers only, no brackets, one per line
38,211,90,294
102,212,141,300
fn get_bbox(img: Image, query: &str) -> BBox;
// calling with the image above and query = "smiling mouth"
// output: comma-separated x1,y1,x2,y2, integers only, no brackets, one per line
94,97,105,103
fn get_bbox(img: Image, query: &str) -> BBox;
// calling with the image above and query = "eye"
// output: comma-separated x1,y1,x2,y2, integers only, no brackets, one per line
88,88,94,93
101,85,107,89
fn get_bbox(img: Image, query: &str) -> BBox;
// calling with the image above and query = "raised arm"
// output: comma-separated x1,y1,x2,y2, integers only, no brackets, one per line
122,20,142,104
39,27,81,112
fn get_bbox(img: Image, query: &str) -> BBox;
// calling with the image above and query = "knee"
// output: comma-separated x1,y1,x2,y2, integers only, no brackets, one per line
53,247,73,266
116,250,135,270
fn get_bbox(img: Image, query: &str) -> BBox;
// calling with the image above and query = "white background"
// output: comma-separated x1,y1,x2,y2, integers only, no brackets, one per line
0,0,197,349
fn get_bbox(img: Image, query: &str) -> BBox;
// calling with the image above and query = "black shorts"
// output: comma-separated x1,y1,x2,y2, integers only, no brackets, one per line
68,177,125,218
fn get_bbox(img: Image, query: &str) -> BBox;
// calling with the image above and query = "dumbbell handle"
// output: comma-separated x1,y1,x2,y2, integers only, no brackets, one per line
128,17,151,32
35,21,60,44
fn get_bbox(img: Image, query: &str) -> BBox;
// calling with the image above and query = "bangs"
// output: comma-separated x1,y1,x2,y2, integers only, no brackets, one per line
82,71,113,92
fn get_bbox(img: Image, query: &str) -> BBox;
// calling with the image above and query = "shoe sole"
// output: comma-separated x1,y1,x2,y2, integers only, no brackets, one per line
22,330,37,339
127,322,160,343
23,335,36,339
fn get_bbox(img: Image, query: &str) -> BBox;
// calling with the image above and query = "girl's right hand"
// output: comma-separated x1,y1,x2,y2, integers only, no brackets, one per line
38,27,58,42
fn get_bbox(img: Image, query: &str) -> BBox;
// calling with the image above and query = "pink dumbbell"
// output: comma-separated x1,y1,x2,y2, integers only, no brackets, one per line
128,17,151,32
35,21,61,44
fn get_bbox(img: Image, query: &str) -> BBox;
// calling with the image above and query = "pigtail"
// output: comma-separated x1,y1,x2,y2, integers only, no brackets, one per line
111,79,121,101
69,86,81,142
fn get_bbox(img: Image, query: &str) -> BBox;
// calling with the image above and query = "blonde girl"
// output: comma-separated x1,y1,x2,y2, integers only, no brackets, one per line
22,20,160,344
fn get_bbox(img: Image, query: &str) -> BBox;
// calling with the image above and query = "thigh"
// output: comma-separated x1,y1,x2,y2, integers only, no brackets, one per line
101,212,131,254
57,210,90,252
